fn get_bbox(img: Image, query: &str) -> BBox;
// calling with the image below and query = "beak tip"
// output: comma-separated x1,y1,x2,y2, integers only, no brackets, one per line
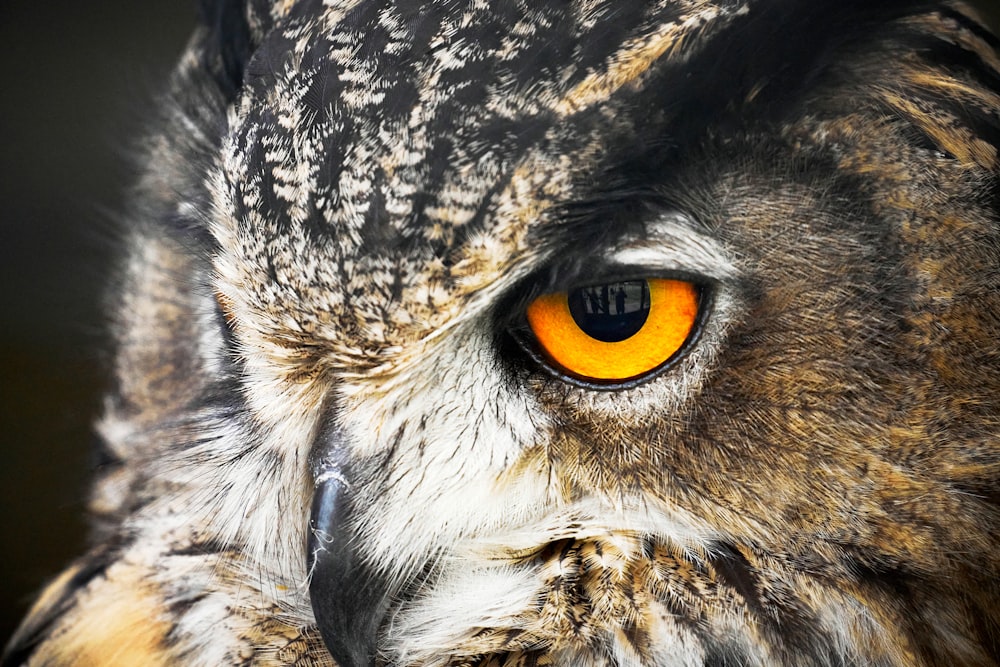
308,472,390,667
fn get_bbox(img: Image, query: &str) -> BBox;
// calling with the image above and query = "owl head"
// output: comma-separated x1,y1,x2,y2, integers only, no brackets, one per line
5,1,999,666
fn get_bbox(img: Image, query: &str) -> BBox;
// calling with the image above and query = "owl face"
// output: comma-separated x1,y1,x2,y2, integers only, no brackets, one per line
5,1,999,666
195,2,1000,665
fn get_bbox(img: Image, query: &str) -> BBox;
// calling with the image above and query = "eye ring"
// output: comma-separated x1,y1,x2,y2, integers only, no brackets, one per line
517,277,709,389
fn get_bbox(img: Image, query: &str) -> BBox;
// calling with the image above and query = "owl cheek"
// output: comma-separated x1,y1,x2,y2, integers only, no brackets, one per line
308,460,391,667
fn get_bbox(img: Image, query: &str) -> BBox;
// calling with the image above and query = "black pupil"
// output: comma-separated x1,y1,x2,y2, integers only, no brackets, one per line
567,280,651,343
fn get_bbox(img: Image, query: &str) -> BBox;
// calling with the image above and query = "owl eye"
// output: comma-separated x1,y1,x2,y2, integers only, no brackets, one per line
524,278,701,383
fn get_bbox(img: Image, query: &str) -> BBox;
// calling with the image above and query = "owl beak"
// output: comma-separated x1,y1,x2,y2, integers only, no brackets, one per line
308,459,392,667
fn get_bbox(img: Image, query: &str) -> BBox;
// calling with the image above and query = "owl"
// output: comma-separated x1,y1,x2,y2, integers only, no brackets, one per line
4,0,1000,665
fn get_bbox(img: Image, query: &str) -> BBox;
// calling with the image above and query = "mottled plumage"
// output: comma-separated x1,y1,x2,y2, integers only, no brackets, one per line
4,1,1000,665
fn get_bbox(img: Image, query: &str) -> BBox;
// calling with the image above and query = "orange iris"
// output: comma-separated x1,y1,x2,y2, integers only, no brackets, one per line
525,279,699,382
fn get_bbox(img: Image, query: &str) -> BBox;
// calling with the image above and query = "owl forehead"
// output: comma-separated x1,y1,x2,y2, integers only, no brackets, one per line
213,0,744,358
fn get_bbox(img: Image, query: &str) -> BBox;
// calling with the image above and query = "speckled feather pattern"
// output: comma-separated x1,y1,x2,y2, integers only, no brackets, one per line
3,1,1000,666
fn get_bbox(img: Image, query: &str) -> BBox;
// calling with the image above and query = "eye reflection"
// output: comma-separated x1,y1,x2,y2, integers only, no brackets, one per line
567,280,651,342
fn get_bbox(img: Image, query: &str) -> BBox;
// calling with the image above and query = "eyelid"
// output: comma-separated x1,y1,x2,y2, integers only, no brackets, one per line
606,214,736,283
530,213,734,297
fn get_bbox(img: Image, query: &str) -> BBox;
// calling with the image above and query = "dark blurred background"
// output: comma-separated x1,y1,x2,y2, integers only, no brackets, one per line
0,0,195,644
1,0,999,650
